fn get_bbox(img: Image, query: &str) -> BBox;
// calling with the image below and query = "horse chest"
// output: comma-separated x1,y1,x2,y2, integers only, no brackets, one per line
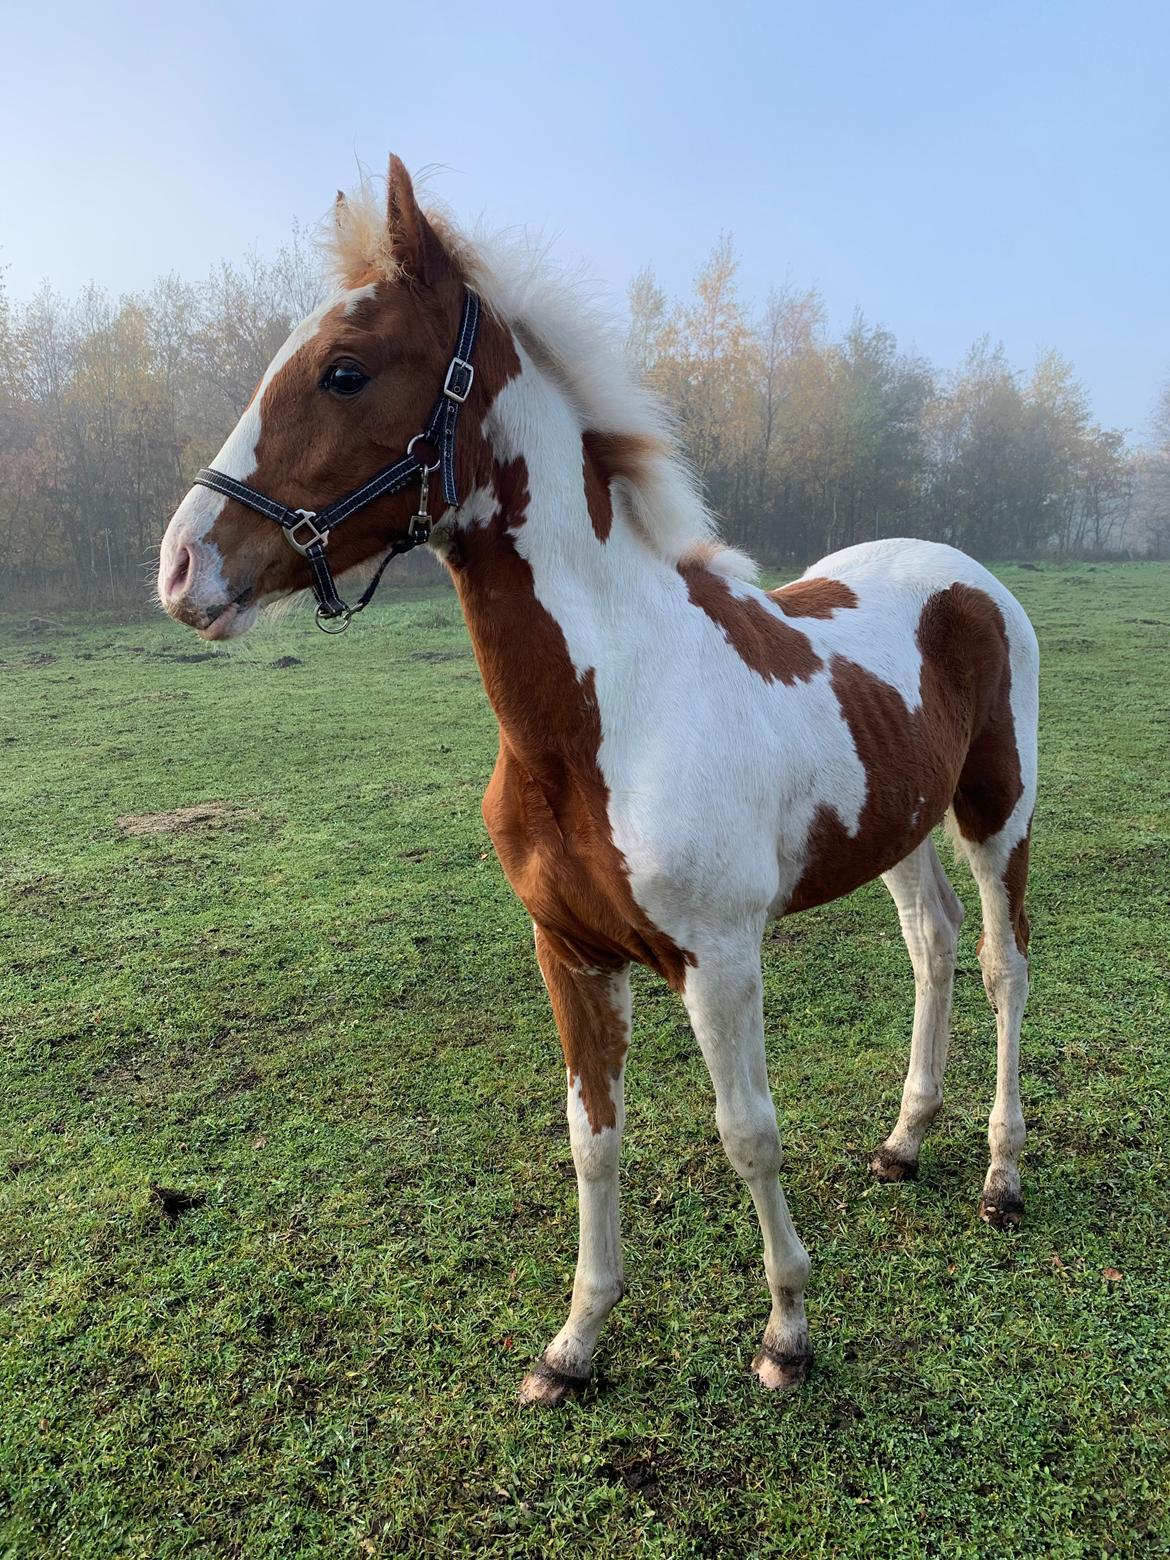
481,743,692,983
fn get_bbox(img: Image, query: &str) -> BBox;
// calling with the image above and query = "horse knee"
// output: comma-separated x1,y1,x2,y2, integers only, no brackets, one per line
569,1121,621,1182
921,913,959,983
717,1105,782,1181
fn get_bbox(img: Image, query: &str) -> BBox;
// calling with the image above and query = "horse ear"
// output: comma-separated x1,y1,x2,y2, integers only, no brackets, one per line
334,190,347,227
386,154,443,283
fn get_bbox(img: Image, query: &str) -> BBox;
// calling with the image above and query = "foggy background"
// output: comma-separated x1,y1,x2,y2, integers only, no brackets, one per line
2,0,1167,606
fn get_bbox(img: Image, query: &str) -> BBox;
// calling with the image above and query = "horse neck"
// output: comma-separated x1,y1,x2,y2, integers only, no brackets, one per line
445,340,675,771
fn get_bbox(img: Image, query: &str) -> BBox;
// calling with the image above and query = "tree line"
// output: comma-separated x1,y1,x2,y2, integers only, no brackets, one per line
629,236,1168,566
0,229,323,610
1,231,1167,609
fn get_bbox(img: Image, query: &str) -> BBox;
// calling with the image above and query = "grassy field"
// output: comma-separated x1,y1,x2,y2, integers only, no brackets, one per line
1,563,1168,1558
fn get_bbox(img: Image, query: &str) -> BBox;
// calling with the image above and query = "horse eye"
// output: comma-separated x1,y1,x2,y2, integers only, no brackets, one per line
322,361,369,397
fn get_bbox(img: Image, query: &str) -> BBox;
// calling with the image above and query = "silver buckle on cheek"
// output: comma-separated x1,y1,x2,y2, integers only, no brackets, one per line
285,510,328,555
443,357,474,403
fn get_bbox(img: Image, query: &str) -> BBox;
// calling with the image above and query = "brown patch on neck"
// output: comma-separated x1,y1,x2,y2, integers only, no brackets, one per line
446,455,694,997
452,311,524,503
582,430,669,489
770,577,859,618
680,561,822,686
581,431,615,542
788,583,1024,912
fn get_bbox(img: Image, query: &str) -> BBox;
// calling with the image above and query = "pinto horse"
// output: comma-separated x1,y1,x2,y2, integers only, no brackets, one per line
159,157,1038,1403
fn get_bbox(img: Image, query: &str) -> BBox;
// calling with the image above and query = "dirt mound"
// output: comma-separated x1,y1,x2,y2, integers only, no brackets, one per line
116,803,255,836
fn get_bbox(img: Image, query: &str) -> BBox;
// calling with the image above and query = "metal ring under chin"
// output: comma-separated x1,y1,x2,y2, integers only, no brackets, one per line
405,434,442,473
315,606,353,635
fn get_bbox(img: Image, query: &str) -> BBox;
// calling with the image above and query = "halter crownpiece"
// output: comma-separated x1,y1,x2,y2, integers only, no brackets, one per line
193,286,481,633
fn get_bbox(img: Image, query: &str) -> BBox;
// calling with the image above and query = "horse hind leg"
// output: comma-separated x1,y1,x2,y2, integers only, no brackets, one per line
952,811,1033,1229
871,838,965,1182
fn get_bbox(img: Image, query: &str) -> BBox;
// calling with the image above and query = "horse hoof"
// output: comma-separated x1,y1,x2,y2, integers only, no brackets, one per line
870,1146,918,1183
979,1195,1023,1230
751,1344,811,1392
518,1360,588,1407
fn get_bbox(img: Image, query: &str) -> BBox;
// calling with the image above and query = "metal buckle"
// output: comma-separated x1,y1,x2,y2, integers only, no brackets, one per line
443,357,474,404
285,510,328,556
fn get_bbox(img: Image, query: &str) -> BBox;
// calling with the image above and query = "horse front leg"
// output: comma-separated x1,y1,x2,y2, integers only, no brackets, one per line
682,945,812,1391
519,927,630,1406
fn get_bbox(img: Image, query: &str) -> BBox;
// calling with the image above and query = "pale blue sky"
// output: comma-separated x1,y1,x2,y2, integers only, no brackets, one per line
2,0,1167,439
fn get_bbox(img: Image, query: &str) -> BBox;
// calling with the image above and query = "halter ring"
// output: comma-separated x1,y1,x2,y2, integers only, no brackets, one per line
406,434,442,473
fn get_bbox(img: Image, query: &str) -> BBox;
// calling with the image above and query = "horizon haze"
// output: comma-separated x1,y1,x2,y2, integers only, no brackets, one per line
2,0,1167,441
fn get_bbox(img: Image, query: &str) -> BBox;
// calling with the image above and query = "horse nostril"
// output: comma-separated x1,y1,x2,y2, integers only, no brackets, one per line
165,544,193,600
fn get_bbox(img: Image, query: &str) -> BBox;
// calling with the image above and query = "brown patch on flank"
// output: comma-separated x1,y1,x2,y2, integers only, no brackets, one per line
788,584,1024,913
929,589,1023,844
581,431,615,542
446,454,694,1083
1004,819,1033,953
117,804,255,836
770,577,859,618
680,562,822,686
536,929,627,1133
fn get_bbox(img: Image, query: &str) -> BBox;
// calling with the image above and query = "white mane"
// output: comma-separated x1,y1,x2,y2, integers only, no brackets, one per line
325,180,756,581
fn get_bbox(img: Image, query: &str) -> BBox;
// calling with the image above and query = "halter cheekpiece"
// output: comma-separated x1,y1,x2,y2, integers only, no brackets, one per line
193,287,481,634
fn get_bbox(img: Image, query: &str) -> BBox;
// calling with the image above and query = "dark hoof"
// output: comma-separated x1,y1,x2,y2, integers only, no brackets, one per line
870,1146,918,1183
518,1359,588,1407
750,1344,811,1393
979,1195,1024,1230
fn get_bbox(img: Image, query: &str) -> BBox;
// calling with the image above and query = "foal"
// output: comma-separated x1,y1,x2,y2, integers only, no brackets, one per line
158,158,1038,1403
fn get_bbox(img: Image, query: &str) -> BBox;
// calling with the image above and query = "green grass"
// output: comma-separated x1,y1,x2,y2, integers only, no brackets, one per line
1,563,1168,1558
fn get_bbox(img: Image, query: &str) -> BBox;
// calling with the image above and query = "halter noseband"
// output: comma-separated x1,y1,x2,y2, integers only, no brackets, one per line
193,287,481,634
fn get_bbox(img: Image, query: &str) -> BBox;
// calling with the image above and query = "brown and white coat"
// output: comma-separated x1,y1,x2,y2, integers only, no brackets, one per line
159,160,1038,1402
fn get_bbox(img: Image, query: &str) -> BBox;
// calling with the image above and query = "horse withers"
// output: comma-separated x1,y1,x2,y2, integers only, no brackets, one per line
158,157,1038,1403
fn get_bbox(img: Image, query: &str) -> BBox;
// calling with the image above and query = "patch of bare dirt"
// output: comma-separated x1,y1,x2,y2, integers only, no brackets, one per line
116,803,256,836
150,1185,206,1223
